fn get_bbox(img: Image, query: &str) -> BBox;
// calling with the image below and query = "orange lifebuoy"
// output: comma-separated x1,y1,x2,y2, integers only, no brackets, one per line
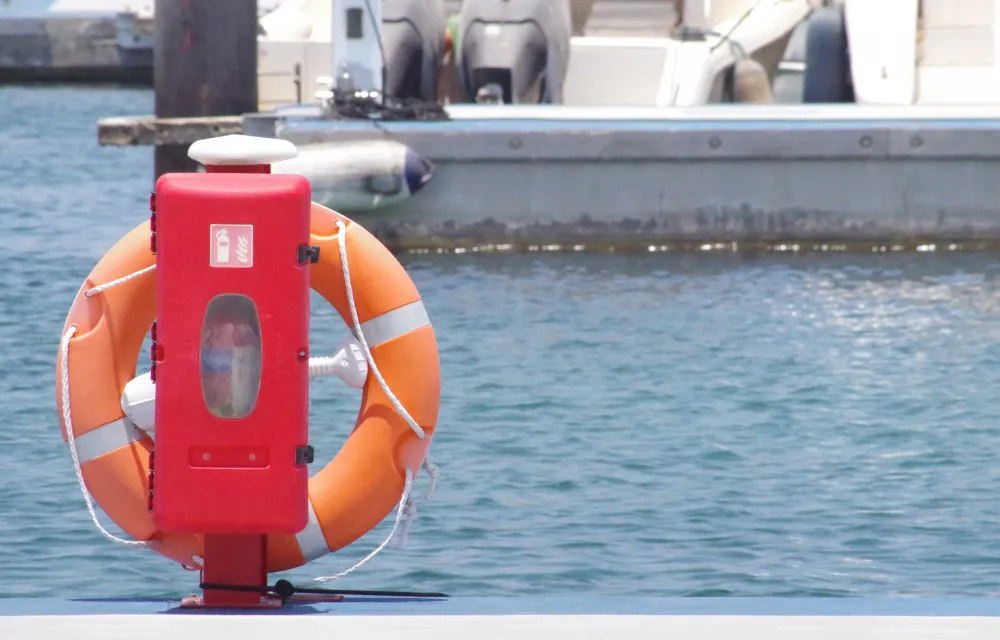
55,203,441,572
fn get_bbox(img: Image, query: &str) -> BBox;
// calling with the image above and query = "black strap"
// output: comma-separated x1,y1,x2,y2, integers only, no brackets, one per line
199,579,449,602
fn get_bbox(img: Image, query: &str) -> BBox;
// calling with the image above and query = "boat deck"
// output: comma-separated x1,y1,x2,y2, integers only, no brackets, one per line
3,597,1000,639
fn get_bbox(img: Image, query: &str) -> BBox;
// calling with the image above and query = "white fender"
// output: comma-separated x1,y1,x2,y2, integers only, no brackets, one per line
271,139,435,213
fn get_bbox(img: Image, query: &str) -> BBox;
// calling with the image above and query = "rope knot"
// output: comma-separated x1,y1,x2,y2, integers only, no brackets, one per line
393,499,418,549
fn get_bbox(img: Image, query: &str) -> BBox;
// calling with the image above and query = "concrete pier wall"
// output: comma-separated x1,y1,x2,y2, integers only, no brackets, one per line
243,105,1000,251
0,14,152,84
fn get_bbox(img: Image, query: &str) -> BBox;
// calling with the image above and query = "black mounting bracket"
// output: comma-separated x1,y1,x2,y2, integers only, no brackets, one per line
295,445,315,466
297,244,321,265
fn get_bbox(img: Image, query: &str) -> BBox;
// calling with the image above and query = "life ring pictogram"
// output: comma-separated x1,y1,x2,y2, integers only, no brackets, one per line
55,203,441,572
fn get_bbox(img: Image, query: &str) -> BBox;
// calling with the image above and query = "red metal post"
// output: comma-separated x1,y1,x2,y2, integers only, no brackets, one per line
200,534,270,607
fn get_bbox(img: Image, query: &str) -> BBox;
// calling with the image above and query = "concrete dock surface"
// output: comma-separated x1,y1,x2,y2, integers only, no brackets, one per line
4,597,1000,639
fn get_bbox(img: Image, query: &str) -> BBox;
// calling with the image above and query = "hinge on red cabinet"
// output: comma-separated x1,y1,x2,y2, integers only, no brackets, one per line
295,445,315,465
149,321,158,383
297,244,320,265
147,448,155,513
149,191,157,255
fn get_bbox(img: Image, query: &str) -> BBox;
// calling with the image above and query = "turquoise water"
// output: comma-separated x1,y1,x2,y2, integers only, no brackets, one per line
4,86,1000,599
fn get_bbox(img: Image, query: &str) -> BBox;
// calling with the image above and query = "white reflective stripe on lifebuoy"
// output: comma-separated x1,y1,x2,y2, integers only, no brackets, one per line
356,300,430,348
74,417,146,464
296,498,329,562
293,300,431,562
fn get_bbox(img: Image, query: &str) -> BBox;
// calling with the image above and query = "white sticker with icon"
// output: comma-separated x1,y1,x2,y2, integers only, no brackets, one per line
210,224,253,268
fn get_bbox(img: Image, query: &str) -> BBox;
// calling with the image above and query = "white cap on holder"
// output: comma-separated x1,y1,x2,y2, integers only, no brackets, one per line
187,134,298,166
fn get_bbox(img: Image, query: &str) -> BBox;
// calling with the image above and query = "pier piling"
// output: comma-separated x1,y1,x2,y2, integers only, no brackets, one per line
153,0,259,178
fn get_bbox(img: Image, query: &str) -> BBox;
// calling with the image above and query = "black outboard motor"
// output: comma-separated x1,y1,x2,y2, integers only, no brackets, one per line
383,0,448,101
457,0,571,104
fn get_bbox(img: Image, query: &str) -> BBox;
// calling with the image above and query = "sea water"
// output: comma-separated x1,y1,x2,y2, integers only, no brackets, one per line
3,86,1000,598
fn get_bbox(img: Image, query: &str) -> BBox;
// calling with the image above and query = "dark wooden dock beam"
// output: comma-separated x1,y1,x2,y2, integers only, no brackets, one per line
98,115,244,146
154,0,259,178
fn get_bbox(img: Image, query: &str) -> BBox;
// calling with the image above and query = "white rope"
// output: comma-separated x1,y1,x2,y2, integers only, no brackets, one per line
60,326,151,548
393,457,439,548
419,457,439,501
57,264,157,548
334,220,425,441
312,468,415,582
84,264,156,298
309,221,440,581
